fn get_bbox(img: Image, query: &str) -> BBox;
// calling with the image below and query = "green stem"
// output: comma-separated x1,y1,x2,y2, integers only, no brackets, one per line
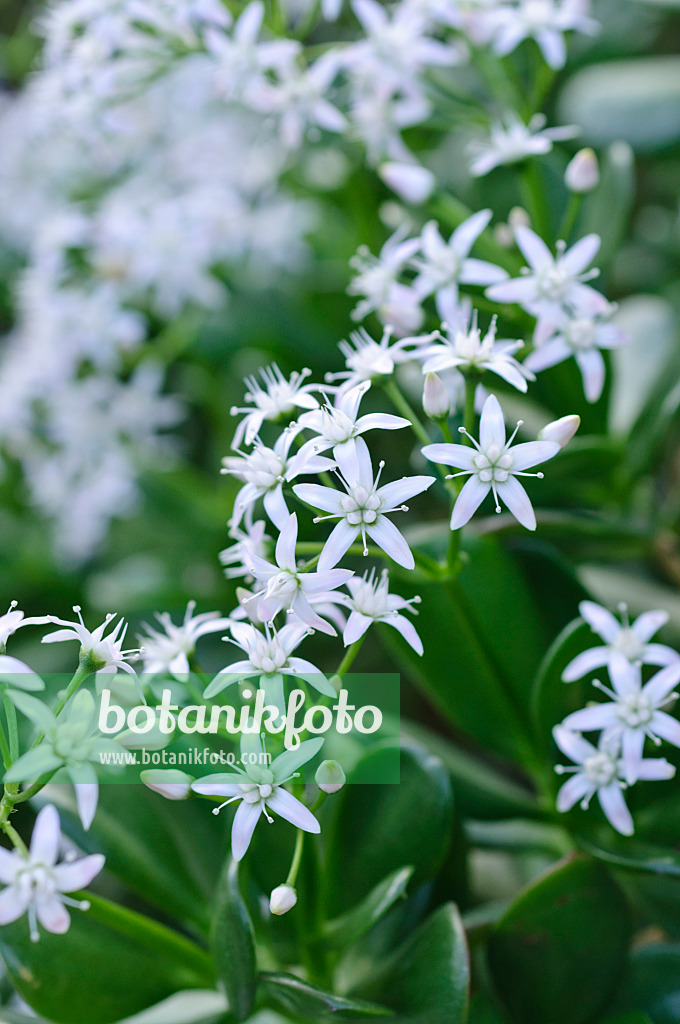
30,663,92,752
0,711,10,770
558,193,582,244
520,160,551,239
13,769,59,804
3,694,19,764
1,817,28,858
285,828,305,888
463,375,478,443
384,379,431,448
335,638,364,677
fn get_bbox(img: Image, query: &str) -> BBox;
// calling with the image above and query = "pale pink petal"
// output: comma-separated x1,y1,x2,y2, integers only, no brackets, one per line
36,894,71,934
575,348,606,403
29,805,61,866
53,854,105,893
515,225,552,270
0,885,30,925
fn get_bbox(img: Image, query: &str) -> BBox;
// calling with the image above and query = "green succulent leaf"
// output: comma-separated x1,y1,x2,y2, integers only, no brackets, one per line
210,859,257,1022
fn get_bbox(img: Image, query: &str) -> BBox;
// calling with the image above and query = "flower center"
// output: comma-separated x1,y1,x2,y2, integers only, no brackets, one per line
251,636,288,673
321,408,356,444
612,627,644,661
340,485,382,525
265,570,299,604
618,692,653,728
473,445,514,483
584,751,618,787
565,318,597,350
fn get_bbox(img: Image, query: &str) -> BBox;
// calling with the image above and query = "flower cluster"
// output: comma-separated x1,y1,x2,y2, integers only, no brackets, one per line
554,601,680,835
0,0,600,561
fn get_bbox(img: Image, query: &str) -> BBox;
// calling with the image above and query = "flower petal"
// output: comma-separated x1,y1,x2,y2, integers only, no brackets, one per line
562,704,619,732
561,234,601,275
275,513,298,571
515,225,552,270
29,805,61,866
561,646,610,682
509,440,559,471
479,393,506,449
631,609,669,643
450,475,489,529
377,475,435,508
0,884,29,924
496,476,536,530
579,601,620,643
598,784,634,836
421,443,476,470
317,520,359,571
621,728,646,785
53,853,105,893
649,711,680,750
231,800,263,861
293,483,344,515
366,516,414,569
36,894,71,934
556,772,593,812
266,789,321,833
643,663,680,705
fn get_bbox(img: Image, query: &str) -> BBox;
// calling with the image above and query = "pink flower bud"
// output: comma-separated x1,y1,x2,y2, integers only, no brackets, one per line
539,414,580,448
565,149,599,193
423,372,450,421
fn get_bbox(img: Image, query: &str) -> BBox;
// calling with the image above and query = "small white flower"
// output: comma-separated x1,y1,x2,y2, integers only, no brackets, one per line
492,0,599,70
336,567,423,654
138,601,232,681
421,311,533,393
219,515,272,581
467,113,578,178
204,618,335,703
412,213,508,322
230,364,319,449
422,393,561,530
487,226,610,324
0,805,104,941
0,602,50,651
325,327,416,392
562,601,680,681
553,725,675,836
348,229,423,329
222,427,334,532
192,736,323,861
42,607,139,679
562,654,680,784
525,308,626,403
244,512,354,635
294,442,435,570
291,380,410,476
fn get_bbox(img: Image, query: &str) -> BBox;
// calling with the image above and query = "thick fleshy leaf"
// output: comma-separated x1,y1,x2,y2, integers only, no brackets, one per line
210,859,256,1021
351,903,469,1024
488,856,631,1024
325,741,453,916
0,894,213,1024
260,973,391,1021
613,944,680,1024
321,866,414,949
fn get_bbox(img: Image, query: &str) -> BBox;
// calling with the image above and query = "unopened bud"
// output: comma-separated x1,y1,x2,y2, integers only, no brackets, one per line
378,162,435,205
565,149,599,193
422,372,450,421
141,769,193,800
270,884,297,916
539,414,580,448
509,206,530,230
315,759,346,794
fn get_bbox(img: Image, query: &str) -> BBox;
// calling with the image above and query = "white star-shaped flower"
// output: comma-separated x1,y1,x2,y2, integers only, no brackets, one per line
230,363,319,449
562,601,680,682
138,601,232,681
0,805,104,941
244,512,354,635
422,393,560,530
0,602,50,651
553,725,674,836
290,380,410,477
293,441,435,570
192,736,323,861
42,608,139,680
421,311,533,393
222,426,334,532
336,568,423,654
525,308,626,403
412,212,508,322
467,112,578,177
561,653,680,785
492,0,598,70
